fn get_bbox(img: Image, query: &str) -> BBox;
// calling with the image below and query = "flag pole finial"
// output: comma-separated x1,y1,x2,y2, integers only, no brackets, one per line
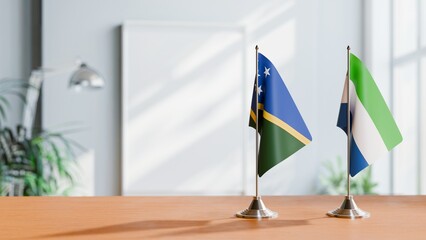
347,45,351,51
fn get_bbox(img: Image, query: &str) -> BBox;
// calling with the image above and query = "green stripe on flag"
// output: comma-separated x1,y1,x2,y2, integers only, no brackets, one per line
258,119,305,177
350,53,403,150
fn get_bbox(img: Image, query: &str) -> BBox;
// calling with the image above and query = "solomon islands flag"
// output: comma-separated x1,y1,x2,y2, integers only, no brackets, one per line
249,53,312,177
337,53,403,176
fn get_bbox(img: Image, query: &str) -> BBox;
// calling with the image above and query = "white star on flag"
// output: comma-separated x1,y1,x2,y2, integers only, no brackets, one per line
258,85,263,95
264,67,270,77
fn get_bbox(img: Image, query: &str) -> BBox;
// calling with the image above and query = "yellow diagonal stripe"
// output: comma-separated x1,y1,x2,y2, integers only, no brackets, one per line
250,107,310,145
250,110,257,121
263,110,311,145
250,104,264,121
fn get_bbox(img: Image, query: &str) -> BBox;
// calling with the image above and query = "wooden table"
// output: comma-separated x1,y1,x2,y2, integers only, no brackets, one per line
1,196,425,239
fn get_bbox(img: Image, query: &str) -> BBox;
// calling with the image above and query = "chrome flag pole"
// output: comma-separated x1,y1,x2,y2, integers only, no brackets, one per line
327,46,369,219
236,45,277,219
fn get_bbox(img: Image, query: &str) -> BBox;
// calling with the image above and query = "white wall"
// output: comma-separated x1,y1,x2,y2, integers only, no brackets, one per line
42,0,363,195
0,0,31,127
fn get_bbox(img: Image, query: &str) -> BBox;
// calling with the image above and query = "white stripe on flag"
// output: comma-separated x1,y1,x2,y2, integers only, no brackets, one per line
349,80,389,165
340,74,356,107
340,74,349,103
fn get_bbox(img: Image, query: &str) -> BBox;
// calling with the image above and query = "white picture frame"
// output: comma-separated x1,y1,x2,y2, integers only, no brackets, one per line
121,21,249,195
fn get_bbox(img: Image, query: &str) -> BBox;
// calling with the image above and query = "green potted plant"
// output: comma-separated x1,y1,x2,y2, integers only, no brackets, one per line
0,79,81,196
318,156,378,195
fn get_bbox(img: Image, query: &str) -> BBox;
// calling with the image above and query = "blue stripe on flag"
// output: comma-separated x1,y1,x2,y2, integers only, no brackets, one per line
337,103,354,134
337,103,348,133
350,137,369,177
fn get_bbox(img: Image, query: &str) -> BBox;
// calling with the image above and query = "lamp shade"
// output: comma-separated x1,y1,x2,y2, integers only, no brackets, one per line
69,63,104,90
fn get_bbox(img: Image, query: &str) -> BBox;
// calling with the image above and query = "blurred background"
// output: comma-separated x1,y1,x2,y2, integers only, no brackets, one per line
0,0,424,196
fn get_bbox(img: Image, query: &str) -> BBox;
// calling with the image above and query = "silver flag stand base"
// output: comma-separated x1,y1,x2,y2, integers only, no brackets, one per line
236,196,278,219
327,195,370,219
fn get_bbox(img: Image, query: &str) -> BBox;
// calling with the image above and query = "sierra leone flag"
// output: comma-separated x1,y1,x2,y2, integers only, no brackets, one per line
337,53,403,177
249,53,312,177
